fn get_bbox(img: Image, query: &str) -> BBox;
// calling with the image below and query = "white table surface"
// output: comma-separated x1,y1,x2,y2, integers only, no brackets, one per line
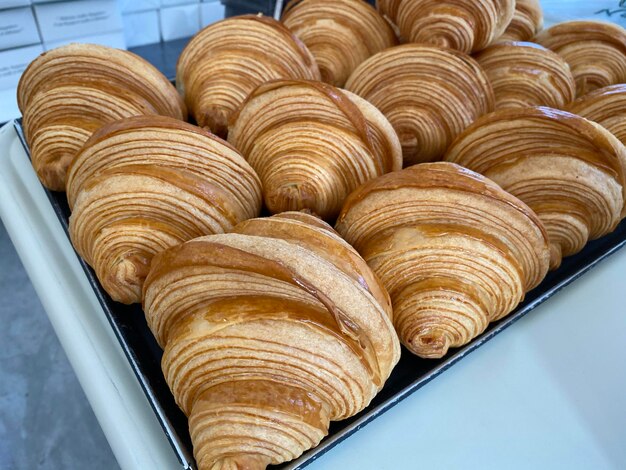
1,120,625,470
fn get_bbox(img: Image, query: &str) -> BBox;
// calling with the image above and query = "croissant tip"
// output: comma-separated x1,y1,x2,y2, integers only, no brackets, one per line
105,254,151,304
406,329,452,359
549,243,562,271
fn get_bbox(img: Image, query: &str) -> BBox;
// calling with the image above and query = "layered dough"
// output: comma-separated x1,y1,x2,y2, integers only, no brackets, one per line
566,84,626,145
499,0,543,42
377,0,515,53
142,212,400,469
228,79,402,219
335,162,550,359
282,0,396,87
345,44,494,165
445,106,626,269
67,116,261,304
176,15,320,136
17,43,186,191
475,41,575,109
536,21,626,96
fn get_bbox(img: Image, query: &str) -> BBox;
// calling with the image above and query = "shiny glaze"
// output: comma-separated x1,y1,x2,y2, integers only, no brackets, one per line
142,214,399,469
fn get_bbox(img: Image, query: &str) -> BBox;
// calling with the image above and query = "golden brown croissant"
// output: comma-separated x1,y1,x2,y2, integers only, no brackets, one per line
377,0,515,53
335,162,550,359
499,0,543,42
535,21,626,96
281,0,397,87
176,15,320,136
67,115,262,304
142,211,400,469
445,106,626,270
475,41,576,109
17,43,186,191
345,44,494,165
228,79,402,219
566,84,626,145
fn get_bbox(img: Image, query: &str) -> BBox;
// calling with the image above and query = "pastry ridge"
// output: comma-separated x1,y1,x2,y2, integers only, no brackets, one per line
335,162,549,358
143,212,400,469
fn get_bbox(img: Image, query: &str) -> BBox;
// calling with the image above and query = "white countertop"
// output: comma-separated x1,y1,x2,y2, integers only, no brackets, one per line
1,120,625,470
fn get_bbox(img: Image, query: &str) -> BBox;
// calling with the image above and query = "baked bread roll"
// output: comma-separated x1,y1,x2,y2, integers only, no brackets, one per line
499,0,543,42
566,84,626,145
445,106,626,270
345,44,494,165
536,21,626,96
281,0,397,87
475,41,575,109
176,15,320,136
142,212,400,469
68,116,262,304
17,43,186,191
377,0,515,53
335,162,550,359
228,79,402,219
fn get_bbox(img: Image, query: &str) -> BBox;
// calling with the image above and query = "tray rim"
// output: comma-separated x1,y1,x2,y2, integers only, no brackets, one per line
10,119,626,470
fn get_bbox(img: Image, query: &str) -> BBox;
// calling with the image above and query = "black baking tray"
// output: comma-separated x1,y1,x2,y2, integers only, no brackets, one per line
14,120,626,469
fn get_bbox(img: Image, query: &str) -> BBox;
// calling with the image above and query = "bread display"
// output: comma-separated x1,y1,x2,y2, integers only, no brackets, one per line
176,15,320,136
67,115,262,304
499,0,543,42
335,162,550,358
377,0,515,53
17,43,186,191
228,79,402,218
345,44,494,165
142,212,400,469
566,84,626,145
281,0,396,87
475,41,575,109
536,21,626,96
445,107,626,270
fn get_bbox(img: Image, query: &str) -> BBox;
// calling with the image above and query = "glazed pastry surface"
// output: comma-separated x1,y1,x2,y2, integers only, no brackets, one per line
536,21,626,96
68,115,262,304
335,162,550,358
282,0,396,87
377,0,515,53
176,15,320,136
228,79,402,219
17,43,186,191
345,44,494,165
445,106,626,269
143,212,400,469
475,41,575,109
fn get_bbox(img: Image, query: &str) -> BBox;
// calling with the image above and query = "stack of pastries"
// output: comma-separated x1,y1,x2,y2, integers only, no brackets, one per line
16,0,626,468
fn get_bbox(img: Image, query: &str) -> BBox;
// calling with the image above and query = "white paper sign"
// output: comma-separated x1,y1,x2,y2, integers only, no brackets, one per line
34,0,124,43
542,0,626,28
0,7,40,51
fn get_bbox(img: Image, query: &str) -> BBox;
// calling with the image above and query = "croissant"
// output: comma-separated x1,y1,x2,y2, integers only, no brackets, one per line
444,106,626,270
475,41,576,109
566,84,626,145
535,21,626,96
17,43,186,191
281,0,397,87
377,0,515,54
499,0,543,42
176,15,320,136
142,211,400,469
335,162,550,359
345,44,494,165
228,79,402,219
67,115,262,304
